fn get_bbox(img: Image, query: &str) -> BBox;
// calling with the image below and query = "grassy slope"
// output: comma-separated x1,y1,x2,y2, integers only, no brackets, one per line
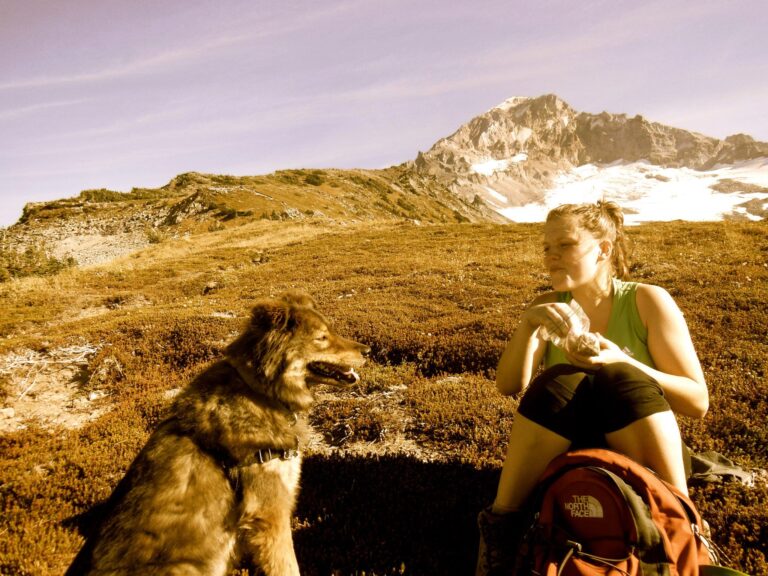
14,167,498,233
0,219,766,575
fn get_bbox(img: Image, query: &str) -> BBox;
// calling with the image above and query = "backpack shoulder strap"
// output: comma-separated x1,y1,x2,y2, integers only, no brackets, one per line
591,466,672,575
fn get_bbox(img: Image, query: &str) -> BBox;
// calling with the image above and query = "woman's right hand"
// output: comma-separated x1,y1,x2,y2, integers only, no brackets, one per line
522,302,579,340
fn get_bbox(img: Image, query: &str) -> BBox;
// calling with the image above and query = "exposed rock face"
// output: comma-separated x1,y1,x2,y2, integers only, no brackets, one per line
574,111,723,167
709,134,768,167
7,206,164,267
163,191,216,225
413,95,582,205
411,94,768,214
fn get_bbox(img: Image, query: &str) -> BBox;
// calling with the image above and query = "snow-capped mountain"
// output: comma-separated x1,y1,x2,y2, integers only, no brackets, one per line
412,94,768,222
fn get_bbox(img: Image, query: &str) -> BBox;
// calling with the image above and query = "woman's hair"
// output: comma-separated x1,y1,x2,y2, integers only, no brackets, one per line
546,200,632,279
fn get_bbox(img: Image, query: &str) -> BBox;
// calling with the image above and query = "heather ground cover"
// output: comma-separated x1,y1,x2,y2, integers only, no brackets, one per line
1,219,766,575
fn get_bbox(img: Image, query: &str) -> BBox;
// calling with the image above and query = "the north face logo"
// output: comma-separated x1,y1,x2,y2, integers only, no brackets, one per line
564,495,604,518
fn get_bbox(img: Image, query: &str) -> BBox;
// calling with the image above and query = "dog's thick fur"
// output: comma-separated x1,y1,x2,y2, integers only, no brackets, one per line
66,292,368,576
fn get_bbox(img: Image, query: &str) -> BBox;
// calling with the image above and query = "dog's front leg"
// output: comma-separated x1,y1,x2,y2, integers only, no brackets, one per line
237,463,302,576
240,515,300,576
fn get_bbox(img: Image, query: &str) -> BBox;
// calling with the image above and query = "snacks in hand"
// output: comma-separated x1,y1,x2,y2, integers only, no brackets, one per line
539,299,601,357
569,331,601,357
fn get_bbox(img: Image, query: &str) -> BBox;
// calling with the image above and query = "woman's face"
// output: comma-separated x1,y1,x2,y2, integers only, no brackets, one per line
543,215,606,291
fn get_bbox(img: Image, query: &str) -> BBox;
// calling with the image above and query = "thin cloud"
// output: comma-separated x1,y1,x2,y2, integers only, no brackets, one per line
0,33,250,91
644,85,768,140
475,0,725,72
0,2,365,93
0,99,89,121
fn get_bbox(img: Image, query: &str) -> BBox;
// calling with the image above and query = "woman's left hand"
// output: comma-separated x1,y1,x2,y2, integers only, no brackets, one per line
564,334,631,369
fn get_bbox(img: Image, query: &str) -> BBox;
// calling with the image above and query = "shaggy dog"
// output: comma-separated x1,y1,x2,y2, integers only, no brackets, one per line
66,292,369,576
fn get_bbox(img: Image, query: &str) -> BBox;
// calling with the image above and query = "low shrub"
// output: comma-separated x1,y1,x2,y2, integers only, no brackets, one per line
0,240,76,282
0,220,766,574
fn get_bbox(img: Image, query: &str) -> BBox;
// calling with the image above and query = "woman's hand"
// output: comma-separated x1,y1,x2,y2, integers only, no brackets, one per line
564,334,630,369
522,302,579,339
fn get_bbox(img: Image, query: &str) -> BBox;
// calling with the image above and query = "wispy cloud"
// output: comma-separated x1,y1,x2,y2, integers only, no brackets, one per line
643,83,768,139
0,33,250,91
474,0,727,75
0,1,367,93
0,98,89,121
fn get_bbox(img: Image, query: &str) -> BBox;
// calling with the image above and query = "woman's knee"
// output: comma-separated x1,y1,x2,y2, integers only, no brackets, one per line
594,362,651,386
519,365,585,414
592,362,671,433
593,363,663,400
517,365,589,439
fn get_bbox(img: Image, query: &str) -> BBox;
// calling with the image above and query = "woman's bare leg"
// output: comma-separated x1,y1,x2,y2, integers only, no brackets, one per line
605,410,689,495
492,413,571,513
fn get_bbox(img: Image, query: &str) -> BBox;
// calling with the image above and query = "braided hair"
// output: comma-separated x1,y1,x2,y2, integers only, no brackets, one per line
546,200,632,279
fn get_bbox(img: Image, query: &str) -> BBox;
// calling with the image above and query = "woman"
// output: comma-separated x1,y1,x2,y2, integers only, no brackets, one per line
476,201,708,575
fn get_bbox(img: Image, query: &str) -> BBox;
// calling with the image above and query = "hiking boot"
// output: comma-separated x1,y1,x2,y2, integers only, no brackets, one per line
475,506,528,576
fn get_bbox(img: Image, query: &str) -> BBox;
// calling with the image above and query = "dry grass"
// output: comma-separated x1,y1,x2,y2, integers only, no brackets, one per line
0,219,766,575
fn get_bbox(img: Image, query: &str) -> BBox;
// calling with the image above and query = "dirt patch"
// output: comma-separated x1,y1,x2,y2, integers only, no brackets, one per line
51,231,150,267
0,344,110,433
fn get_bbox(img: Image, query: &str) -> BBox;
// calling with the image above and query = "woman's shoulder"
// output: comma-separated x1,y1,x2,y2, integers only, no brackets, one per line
632,281,673,300
632,282,679,321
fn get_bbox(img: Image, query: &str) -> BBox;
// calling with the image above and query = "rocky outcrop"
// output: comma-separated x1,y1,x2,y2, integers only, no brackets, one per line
574,112,724,167
706,134,768,167
163,191,216,225
7,206,166,267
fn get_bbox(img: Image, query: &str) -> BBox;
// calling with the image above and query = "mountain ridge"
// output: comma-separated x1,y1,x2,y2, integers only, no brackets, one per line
4,94,768,270
411,93,768,216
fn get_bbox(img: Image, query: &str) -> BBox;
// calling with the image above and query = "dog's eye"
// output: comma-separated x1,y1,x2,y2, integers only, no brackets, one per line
315,334,329,342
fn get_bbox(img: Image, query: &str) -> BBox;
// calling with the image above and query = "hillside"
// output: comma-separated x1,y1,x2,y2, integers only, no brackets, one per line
2,166,502,271
0,217,766,575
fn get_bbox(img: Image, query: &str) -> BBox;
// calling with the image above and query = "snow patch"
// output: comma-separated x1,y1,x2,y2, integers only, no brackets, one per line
733,207,763,222
515,127,533,144
471,154,528,176
472,159,508,176
483,186,508,204
497,158,768,223
493,96,532,112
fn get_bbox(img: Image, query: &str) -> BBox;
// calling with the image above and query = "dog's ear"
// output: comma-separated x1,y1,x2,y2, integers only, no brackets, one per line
279,291,316,310
225,299,291,358
249,300,292,331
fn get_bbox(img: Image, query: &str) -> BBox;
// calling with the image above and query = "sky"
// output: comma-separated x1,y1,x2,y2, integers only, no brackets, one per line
1,0,767,227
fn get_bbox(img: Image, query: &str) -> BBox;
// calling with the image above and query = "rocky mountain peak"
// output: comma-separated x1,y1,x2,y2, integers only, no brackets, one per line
415,94,579,170
411,94,768,220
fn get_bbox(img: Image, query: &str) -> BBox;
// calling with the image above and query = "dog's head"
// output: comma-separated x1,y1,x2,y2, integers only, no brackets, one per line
225,292,369,411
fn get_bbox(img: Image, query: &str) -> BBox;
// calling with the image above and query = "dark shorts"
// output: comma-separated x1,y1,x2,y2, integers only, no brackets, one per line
517,362,670,448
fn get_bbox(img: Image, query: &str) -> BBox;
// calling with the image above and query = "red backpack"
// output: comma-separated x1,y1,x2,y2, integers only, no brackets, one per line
517,448,719,575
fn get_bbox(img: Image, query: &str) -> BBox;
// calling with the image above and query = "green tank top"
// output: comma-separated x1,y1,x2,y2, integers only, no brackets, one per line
543,278,655,369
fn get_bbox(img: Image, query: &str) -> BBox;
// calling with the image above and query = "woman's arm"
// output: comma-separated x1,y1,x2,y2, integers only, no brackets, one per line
572,284,708,418
636,284,708,418
496,292,560,395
